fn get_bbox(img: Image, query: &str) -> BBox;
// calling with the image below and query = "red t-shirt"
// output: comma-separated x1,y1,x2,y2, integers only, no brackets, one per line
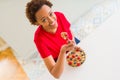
34,12,73,59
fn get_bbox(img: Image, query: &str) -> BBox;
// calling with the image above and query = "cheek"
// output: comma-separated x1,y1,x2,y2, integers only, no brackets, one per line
38,21,48,26
42,22,49,27
36,21,42,26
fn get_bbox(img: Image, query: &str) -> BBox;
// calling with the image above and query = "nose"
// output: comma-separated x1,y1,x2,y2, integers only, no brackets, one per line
47,16,54,24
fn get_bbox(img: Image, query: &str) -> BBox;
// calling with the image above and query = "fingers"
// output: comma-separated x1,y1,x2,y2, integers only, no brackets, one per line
74,46,83,51
66,40,75,51
67,40,75,46
67,40,74,44
60,40,75,54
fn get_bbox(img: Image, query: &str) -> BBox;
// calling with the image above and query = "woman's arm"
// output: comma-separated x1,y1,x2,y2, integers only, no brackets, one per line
43,41,74,79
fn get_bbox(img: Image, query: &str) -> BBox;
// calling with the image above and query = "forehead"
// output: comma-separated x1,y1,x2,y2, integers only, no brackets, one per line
35,5,51,18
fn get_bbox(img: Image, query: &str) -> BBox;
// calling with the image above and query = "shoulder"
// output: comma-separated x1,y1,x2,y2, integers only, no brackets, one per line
54,11,64,15
54,12,65,18
54,11,69,23
54,11,70,27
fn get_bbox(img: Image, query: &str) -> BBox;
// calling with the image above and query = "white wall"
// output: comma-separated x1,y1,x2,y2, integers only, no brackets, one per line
0,0,103,58
0,0,36,58
51,0,104,23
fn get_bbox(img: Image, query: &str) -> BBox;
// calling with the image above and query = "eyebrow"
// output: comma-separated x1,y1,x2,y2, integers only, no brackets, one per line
40,9,52,20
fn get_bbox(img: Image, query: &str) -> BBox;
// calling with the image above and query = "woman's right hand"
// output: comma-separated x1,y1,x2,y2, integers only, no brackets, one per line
60,40,75,54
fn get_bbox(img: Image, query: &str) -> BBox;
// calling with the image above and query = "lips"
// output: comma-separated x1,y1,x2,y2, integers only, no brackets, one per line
50,21,56,26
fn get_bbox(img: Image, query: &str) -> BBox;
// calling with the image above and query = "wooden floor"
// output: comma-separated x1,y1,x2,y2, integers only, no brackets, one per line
0,37,29,80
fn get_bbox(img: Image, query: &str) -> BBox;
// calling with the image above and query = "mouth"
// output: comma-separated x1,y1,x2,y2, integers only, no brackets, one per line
50,21,56,26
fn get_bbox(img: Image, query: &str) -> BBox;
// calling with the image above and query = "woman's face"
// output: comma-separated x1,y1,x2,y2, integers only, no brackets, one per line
35,5,58,33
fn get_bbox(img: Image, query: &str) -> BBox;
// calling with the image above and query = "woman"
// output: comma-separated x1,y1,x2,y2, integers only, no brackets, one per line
26,0,75,79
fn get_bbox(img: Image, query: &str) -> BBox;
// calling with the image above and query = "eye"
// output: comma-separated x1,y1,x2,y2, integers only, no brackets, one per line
42,18,46,22
50,12,53,16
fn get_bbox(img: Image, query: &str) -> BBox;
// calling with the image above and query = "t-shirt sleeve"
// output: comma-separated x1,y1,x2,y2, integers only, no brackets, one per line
34,39,51,58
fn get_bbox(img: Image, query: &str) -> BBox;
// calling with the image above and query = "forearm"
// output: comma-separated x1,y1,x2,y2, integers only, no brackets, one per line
48,40,74,79
50,52,66,78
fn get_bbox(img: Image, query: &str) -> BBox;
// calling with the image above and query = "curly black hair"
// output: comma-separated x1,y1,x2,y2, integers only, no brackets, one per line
25,0,53,25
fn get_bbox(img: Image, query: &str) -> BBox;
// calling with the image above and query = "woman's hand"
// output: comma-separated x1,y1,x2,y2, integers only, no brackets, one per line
60,40,75,54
